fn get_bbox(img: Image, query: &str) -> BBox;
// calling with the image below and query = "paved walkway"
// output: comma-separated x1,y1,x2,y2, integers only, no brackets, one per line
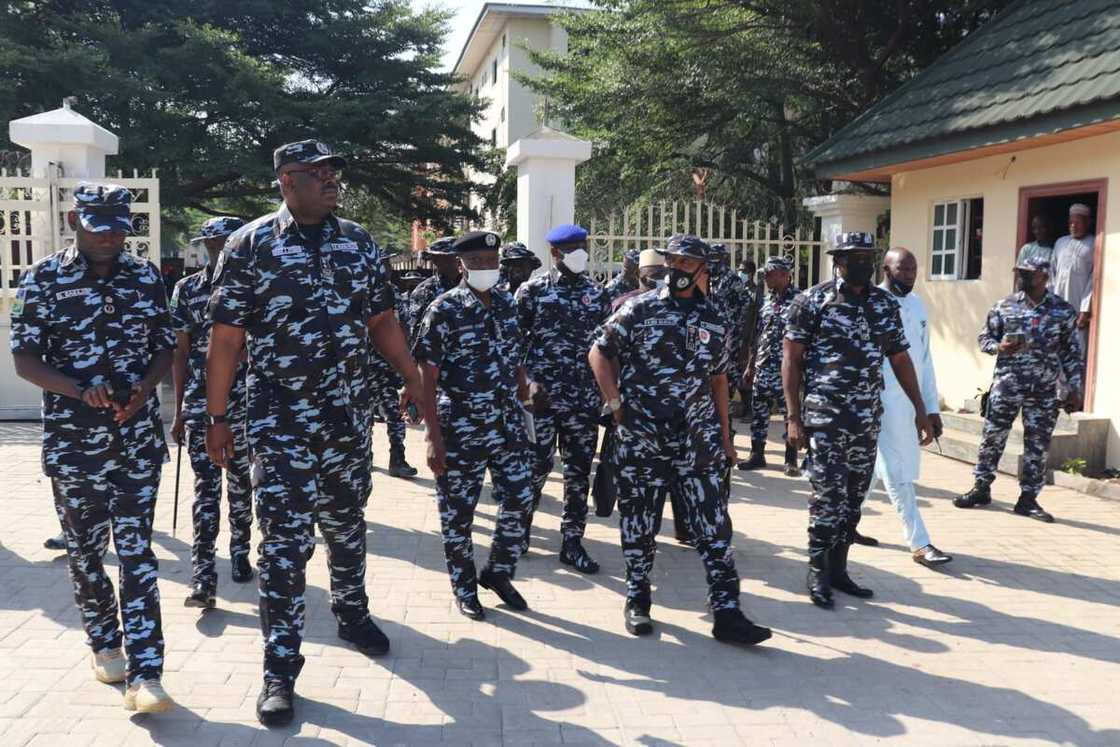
1,419,1118,746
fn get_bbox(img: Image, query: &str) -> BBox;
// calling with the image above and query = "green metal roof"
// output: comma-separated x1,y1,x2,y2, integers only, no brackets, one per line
806,0,1120,178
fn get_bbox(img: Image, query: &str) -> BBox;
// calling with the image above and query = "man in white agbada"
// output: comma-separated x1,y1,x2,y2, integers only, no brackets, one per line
866,248,952,568
1050,203,1094,357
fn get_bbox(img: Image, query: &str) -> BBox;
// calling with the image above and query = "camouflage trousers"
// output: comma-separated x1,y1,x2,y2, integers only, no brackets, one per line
251,432,371,682
186,423,252,591
374,386,406,448
806,426,879,554
51,469,164,687
436,439,533,601
615,458,740,612
974,387,1059,498
528,407,599,545
750,372,787,442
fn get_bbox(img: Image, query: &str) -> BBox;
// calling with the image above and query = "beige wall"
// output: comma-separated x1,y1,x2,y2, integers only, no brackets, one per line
890,130,1119,465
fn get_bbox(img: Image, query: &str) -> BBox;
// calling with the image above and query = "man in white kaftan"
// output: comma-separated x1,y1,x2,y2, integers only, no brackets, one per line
1050,203,1094,358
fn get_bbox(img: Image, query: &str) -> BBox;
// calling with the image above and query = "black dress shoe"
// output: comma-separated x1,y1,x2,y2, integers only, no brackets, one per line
1013,499,1054,523
624,603,653,636
712,608,771,646
338,615,390,656
559,541,600,574
44,533,66,551
456,595,485,621
852,531,879,547
231,555,254,583
954,484,992,509
479,568,528,611
184,584,216,609
913,545,952,568
256,676,295,727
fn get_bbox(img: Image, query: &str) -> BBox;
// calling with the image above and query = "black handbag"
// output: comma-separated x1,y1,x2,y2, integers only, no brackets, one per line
592,424,618,517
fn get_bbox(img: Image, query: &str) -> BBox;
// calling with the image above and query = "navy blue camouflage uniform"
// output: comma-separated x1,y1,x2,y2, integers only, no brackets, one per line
10,185,171,686
413,283,534,602
171,256,252,594
974,290,1083,497
408,271,457,343
750,285,803,441
515,269,612,548
209,202,392,683
370,291,411,450
785,277,908,553
708,262,753,395
592,286,741,612
604,250,640,302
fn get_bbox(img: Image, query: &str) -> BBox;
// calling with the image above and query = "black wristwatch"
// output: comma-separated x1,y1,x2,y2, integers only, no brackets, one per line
206,413,229,427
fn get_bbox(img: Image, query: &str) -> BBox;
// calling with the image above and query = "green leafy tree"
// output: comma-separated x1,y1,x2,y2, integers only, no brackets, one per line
526,0,1014,224
0,0,487,239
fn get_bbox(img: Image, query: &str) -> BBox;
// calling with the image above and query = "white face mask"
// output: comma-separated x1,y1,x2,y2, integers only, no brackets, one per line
562,248,589,274
465,268,501,292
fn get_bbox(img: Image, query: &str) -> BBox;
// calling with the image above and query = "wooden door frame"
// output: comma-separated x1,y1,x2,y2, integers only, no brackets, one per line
1016,177,1108,411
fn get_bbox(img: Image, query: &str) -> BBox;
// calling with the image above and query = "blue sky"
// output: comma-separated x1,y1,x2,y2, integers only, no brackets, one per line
412,0,593,72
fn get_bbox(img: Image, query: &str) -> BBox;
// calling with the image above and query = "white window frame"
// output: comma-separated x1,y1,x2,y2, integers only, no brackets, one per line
929,197,977,280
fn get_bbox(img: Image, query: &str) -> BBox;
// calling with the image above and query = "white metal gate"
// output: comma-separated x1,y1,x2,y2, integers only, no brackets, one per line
1,166,160,419
585,200,822,288
1,166,161,303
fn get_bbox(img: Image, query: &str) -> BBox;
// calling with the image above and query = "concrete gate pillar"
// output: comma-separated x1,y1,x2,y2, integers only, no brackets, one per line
803,193,890,279
505,126,592,273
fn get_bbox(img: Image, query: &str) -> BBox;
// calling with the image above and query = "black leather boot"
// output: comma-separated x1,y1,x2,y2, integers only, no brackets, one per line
783,443,800,477
830,542,873,598
737,439,767,471
953,483,992,508
807,548,833,609
387,443,417,479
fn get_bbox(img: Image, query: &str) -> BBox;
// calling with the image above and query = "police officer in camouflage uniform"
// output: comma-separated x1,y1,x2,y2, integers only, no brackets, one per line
740,255,803,476
408,237,459,341
206,140,424,727
497,241,541,295
11,184,174,713
707,245,753,398
604,249,640,302
515,224,612,573
784,232,933,610
369,267,420,479
413,230,535,621
588,234,771,646
954,255,1084,522
171,216,253,610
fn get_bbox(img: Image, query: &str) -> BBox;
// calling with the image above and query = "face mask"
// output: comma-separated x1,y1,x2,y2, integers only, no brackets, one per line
1015,269,1035,293
562,249,589,274
887,272,914,296
843,257,875,286
669,266,700,293
465,268,500,292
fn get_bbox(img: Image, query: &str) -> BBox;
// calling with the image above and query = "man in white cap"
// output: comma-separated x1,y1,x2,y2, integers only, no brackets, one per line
1050,203,1095,356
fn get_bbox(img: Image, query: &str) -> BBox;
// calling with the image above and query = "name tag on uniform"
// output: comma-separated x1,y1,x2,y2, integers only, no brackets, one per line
637,318,676,328
55,288,93,300
700,321,725,335
331,239,359,252
272,246,305,257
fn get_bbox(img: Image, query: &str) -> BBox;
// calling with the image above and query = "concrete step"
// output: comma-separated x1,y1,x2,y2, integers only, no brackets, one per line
927,427,1023,477
939,411,1077,447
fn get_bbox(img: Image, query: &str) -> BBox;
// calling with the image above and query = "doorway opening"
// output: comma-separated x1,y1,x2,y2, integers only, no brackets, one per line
1016,179,1107,411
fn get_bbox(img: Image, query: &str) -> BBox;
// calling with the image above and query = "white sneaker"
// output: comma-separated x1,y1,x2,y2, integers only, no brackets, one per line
91,648,126,684
123,680,173,713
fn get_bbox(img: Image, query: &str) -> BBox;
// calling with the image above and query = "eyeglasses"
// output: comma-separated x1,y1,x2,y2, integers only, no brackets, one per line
285,165,342,182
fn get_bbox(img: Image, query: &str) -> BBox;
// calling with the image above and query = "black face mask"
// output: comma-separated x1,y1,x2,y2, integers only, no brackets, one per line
1016,269,1036,293
843,257,875,287
669,266,700,293
887,271,914,296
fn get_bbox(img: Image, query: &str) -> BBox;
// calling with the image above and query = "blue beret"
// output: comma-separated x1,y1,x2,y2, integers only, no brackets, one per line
546,223,588,245
451,230,501,254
